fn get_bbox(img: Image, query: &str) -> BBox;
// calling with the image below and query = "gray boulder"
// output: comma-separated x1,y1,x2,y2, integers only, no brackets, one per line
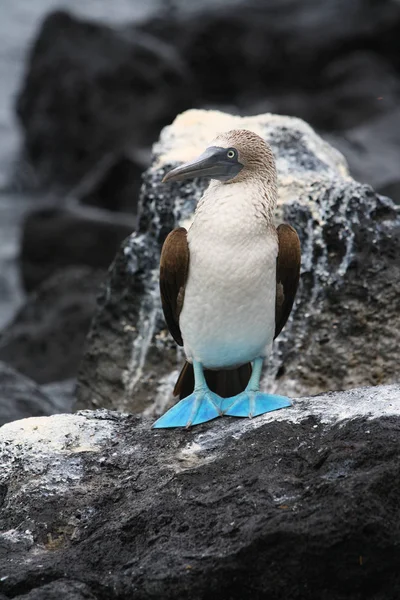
327,108,400,204
0,361,60,426
145,0,400,125
77,109,400,415
16,10,191,188
0,267,105,384
20,204,136,292
1,384,400,599
17,2,400,199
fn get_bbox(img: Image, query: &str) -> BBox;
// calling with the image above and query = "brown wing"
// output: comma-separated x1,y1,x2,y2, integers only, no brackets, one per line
275,224,301,338
159,227,189,346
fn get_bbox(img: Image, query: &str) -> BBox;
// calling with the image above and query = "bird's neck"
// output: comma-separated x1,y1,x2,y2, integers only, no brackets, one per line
192,177,277,238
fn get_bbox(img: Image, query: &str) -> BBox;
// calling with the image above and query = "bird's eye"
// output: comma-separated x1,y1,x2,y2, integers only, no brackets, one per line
227,149,236,159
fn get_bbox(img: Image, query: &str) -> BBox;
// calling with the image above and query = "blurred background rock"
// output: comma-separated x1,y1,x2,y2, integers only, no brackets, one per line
1,0,400,422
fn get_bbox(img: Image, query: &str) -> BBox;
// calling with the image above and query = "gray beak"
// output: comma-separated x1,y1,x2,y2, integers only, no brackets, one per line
162,146,243,183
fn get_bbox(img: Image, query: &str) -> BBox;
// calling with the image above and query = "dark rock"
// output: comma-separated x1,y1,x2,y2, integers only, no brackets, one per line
0,267,105,384
16,10,192,187
10,580,97,600
377,181,400,205
77,109,400,414
0,361,57,426
326,109,400,204
20,205,135,291
143,1,400,182
17,1,400,199
1,384,400,599
78,152,145,214
266,51,400,133
76,232,163,414
317,52,400,131
144,0,400,123
41,379,77,414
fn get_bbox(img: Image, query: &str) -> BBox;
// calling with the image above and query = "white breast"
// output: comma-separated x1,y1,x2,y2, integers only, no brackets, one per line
179,180,278,369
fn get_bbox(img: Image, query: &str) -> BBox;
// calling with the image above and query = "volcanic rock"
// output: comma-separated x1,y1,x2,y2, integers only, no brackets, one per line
1,384,400,599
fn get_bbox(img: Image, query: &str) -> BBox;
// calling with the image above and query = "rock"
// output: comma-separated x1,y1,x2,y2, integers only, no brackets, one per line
326,109,400,204
16,10,192,187
76,232,164,414
0,361,58,426
1,384,400,599
265,51,400,134
16,2,400,198
144,1,400,122
77,109,400,414
0,267,105,384
0,192,32,330
77,151,146,214
41,379,77,414
20,205,135,291
317,52,400,131
144,3,400,184
4,581,97,600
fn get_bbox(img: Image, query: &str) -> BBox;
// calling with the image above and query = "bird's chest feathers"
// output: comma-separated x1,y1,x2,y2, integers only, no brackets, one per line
186,185,277,293
179,185,278,367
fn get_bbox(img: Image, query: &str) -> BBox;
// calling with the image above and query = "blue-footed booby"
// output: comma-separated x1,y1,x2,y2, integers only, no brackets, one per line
153,129,301,428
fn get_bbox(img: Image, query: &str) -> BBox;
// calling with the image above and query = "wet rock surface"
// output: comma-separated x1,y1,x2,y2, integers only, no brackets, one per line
77,109,400,415
1,384,400,599
0,267,105,384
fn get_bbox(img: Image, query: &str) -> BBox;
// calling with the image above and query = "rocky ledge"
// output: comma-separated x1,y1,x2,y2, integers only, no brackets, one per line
1,384,400,599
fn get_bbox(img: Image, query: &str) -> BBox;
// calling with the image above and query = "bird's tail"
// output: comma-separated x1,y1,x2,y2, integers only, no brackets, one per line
173,361,252,400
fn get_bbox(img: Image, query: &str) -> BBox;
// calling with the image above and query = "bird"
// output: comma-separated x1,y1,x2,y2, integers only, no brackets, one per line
152,129,301,428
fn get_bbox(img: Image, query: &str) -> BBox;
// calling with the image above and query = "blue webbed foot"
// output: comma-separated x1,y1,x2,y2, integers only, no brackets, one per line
221,391,291,418
152,389,223,429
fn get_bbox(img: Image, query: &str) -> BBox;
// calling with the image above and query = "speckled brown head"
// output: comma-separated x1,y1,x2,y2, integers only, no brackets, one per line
162,129,277,187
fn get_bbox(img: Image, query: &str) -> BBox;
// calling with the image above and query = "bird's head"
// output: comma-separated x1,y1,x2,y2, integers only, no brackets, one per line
162,129,276,186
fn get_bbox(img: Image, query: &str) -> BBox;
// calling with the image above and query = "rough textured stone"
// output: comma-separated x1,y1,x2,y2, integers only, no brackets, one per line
0,361,58,426
20,206,134,291
1,384,400,599
0,267,105,384
77,109,400,415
